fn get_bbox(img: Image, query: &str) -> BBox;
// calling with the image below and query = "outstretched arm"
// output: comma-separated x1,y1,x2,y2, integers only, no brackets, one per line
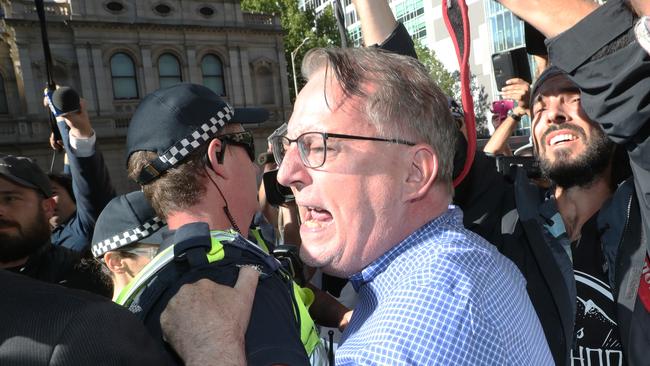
352,0,397,46
47,95,116,251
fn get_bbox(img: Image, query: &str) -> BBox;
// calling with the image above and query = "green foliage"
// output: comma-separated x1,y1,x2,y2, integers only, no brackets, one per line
241,0,345,100
451,71,491,138
413,40,455,96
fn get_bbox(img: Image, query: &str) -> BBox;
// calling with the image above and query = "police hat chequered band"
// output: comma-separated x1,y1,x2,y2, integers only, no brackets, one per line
135,104,233,185
91,216,165,258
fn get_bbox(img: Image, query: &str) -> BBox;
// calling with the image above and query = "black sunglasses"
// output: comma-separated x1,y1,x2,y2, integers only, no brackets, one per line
216,131,256,163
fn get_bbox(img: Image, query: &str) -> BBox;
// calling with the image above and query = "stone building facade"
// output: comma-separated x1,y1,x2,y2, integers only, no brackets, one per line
0,0,290,193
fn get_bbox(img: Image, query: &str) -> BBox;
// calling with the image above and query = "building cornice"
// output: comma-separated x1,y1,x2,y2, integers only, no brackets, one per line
3,18,285,37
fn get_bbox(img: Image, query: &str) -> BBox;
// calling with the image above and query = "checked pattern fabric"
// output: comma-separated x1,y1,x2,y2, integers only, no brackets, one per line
136,104,233,184
337,206,553,365
92,216,165,257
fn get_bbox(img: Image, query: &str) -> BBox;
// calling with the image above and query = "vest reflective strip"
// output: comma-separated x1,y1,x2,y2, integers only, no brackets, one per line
293,283,320,355
250,228,269,254
115,229,320,356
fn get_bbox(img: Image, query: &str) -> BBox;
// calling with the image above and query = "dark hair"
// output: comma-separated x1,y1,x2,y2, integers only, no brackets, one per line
48,173,75,203
127,143,210,218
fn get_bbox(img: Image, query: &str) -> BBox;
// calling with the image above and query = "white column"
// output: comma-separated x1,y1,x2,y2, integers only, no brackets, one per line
74,43,97,112
239,46,254,106
90,45,113,114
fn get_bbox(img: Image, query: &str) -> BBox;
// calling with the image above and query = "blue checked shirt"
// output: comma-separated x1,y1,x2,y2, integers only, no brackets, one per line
336,206,553,365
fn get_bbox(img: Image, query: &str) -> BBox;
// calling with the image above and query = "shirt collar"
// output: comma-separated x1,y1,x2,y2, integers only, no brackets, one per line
349,206,460,291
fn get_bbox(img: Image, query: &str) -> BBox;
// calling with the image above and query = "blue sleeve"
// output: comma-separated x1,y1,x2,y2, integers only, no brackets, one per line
52,120,116,252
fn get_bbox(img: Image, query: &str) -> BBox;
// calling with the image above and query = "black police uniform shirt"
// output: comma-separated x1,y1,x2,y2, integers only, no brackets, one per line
570,216,624,366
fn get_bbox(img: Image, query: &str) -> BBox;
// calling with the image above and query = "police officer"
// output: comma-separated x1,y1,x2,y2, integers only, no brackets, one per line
91,191,166,301
124,83,311,365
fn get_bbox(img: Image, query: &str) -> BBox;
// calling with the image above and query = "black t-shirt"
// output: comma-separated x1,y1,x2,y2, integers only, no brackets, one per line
571,216,625,366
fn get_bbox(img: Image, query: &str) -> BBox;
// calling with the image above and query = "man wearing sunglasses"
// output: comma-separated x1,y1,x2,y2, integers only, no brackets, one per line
123,83,310,365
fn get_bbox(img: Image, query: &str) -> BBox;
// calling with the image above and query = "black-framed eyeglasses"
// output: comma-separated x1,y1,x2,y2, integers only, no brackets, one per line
270,131,415,168
217,131,256,163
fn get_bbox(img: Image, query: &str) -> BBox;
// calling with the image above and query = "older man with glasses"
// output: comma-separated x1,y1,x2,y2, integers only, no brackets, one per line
166,48,554,365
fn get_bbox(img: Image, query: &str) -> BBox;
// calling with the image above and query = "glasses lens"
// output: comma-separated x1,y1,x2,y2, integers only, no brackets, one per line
271,136,287,166
120,246,158,260
221,132,255,162
299,132,326,168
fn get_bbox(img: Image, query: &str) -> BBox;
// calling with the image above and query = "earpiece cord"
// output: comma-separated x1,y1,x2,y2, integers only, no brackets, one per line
204,166,241,234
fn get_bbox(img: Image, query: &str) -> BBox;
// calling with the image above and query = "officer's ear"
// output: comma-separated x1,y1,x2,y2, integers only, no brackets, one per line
206,138,229,179
104,251,128,275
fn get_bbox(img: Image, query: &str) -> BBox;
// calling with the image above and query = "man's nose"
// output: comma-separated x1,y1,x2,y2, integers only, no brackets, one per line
277,144,309,191
545,98,568,125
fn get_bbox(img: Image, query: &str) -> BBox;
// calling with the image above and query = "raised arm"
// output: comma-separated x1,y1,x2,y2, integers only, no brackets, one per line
49,95,116,251
483,78,530,156
352,0,417,58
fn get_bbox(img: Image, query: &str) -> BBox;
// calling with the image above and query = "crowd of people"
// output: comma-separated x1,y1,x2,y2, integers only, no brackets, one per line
0,0,648,365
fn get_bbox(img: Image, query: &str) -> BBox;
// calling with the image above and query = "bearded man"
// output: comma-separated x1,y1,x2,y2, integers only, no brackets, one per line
0,154,109,296
451,66,642,366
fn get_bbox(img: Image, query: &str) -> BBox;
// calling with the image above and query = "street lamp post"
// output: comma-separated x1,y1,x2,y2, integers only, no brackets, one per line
291,37,310,99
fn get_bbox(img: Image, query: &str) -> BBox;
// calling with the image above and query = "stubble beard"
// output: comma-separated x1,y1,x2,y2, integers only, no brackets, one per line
0,206,51,263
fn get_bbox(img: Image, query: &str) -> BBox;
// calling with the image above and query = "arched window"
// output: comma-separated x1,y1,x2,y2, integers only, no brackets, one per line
201,54,225,96
110,53,138,99
0,74,8,114
158,53,182,88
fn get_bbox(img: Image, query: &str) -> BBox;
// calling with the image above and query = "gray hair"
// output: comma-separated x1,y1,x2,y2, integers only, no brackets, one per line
302,47,456,188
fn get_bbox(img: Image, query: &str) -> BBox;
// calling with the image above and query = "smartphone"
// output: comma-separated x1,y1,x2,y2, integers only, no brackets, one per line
491,47,532,91
263,169,294,206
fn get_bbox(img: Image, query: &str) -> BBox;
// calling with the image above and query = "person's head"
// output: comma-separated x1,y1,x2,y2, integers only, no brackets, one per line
273,47,456,277
125,83,268,231
92,191,166,297
530,67,615,189
0,155,55,266
48,174,76,228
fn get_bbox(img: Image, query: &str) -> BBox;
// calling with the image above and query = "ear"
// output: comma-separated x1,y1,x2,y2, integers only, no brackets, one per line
206,138,228,179
104,252,127,275
404,145,438,202
41,197,56,220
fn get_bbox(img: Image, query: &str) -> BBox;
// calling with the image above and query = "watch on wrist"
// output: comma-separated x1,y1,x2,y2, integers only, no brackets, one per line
508,109,523,121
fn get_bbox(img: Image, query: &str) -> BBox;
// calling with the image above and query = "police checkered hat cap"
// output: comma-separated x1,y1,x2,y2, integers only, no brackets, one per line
125,83,269,185
91,191,167,258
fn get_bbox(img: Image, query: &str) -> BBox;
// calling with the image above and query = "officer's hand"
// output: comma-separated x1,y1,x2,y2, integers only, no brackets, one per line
160,266,259,366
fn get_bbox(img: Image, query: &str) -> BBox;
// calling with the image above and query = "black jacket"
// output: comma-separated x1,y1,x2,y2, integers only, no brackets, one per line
0,269,170,365
545,2,650,364
8,243,111,297
455,152,645,366
380,14,650,364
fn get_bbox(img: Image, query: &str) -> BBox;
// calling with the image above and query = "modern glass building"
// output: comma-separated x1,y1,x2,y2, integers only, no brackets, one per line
484,0,531,135
299,0,427,47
